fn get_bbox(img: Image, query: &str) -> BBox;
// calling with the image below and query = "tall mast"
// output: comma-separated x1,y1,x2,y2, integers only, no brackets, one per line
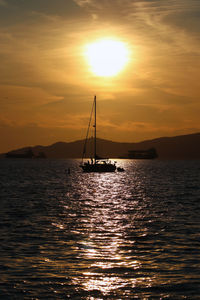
94,95,96,162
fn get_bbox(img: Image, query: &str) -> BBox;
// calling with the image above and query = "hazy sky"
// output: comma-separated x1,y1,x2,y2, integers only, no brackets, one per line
0,0,200,152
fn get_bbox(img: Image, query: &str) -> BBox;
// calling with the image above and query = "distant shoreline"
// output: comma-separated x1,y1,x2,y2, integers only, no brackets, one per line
1,132,200,160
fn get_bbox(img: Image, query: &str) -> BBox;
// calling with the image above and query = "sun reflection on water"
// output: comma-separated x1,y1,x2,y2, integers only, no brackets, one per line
69,171,150,296
1,159,200,298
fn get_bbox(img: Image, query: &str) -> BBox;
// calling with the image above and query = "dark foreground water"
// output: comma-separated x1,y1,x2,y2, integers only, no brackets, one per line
0,159,200,299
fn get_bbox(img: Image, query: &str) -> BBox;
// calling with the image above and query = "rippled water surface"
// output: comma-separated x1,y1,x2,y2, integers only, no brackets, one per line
0,159,200,299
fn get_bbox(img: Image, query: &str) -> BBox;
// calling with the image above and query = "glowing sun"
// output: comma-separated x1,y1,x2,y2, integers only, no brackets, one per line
85,38,129,77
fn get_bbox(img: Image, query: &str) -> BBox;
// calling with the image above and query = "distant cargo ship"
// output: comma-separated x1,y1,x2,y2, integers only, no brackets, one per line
6,148,34,158
128,148,158,159
6,148,46,159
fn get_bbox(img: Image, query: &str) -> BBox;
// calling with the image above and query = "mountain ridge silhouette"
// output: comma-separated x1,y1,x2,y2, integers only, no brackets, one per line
2,132,200,159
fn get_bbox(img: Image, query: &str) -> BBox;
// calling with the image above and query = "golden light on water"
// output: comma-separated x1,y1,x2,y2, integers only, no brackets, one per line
85,38,130,77
68,173,148,296
48,172,162,297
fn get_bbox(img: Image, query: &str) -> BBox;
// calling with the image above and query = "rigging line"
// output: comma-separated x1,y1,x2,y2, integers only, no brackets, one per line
81,98,95,163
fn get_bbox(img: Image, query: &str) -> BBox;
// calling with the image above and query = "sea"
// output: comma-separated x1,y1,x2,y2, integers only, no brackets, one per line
0,158,200,299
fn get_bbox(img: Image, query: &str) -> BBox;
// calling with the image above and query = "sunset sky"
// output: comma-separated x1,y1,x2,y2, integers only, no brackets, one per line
0,0,200,152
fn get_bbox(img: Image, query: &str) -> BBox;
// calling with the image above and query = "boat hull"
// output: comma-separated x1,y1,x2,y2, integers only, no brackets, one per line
80,163,116,173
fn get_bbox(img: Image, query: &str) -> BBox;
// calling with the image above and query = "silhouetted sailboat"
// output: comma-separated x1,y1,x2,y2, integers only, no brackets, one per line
80,95,117,172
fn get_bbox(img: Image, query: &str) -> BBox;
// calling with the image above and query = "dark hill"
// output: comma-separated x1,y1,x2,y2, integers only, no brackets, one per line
1,132,200,159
